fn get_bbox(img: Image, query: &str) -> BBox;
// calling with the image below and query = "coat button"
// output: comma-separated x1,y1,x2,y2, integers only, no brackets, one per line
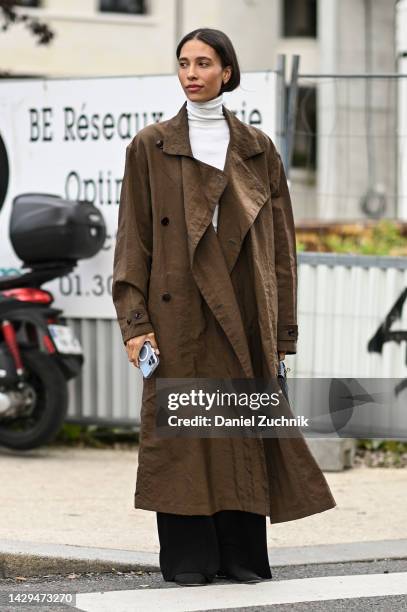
162,292,171,302
156,139,164,148
161,216,170,226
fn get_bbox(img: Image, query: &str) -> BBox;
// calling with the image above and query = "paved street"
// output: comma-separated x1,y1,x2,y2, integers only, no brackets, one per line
1,560,407,611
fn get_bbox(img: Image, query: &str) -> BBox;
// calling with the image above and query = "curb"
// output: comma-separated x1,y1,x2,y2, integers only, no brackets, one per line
1,539,407,578
0,540,158,579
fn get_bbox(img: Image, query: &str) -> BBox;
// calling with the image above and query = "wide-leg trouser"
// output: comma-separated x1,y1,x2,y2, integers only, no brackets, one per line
156,510,272,581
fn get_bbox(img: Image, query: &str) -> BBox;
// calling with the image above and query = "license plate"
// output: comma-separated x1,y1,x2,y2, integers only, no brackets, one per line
48,324,83,355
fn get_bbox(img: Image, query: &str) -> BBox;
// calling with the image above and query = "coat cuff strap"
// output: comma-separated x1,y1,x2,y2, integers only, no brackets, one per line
119,309,154,345
277,323,298,354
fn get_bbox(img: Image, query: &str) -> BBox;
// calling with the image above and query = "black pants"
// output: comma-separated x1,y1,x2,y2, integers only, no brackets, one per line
156,510,272,581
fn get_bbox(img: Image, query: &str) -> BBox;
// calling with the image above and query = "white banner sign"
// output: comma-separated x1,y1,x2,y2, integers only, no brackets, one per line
0,71,277,318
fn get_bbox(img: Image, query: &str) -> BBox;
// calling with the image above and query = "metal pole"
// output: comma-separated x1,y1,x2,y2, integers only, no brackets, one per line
275,54,286,159
174,0,184,71
285,54,300,180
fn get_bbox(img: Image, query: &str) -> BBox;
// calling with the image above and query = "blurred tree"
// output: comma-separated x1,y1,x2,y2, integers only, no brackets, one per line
0,0,54,45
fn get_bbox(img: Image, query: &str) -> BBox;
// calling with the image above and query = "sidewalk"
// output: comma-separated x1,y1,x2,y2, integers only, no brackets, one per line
1,446,407,576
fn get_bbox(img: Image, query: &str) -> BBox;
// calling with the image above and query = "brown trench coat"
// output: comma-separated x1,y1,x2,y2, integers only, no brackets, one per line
112,101,337,524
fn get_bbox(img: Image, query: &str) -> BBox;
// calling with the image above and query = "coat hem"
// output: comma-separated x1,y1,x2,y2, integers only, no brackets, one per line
268,498,337,524
134,496,269,517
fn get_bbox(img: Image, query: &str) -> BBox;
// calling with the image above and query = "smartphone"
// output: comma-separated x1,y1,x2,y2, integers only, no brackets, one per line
277,359,289,402
278,359,287,378
139,340,160,378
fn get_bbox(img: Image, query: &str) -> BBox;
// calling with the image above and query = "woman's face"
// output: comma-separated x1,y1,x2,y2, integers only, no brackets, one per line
177,39,232,102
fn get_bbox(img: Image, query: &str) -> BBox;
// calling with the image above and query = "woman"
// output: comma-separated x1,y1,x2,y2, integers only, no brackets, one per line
112,28,336,587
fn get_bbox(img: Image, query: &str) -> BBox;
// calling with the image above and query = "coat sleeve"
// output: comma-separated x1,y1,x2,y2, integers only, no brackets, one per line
270,147,298,354
112,135,154,345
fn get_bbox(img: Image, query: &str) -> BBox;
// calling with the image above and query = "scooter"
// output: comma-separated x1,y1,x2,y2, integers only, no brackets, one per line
0,193,106,450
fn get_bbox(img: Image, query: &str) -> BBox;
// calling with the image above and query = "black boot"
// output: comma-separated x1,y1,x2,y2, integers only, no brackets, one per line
219,563,263,583
174,572,211,586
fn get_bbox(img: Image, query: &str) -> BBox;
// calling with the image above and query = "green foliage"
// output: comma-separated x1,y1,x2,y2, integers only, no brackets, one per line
357,439,407,453
323,220,406,255
296,219,407,255
53,423,139,447
296,239,306,252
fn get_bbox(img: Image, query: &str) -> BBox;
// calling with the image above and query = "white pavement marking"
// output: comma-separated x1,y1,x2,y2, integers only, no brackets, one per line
75,572,407,612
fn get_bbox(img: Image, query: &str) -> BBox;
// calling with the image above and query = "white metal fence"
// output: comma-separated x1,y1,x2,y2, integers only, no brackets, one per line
66,252,407,430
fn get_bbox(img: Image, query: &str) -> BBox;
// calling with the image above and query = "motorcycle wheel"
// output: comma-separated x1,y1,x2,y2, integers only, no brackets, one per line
0,349,68,450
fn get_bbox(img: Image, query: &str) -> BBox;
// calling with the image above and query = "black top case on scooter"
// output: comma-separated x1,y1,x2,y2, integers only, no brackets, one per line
9,193,106,264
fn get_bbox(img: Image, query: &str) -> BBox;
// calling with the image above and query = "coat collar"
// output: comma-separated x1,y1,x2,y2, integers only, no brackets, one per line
162,100,267,161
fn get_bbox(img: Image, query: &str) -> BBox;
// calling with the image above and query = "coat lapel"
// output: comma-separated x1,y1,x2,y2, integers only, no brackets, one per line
180,156,228,265
217,144,270,274
161,101,271,377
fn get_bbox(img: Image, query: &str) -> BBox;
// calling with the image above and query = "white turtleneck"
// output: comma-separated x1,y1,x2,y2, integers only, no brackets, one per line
186,92,230,233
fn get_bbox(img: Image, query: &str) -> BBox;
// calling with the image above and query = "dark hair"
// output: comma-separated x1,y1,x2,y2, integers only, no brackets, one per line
176,28,240,94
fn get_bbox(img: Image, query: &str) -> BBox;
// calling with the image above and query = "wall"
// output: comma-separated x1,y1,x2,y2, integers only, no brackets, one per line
0,0,176,77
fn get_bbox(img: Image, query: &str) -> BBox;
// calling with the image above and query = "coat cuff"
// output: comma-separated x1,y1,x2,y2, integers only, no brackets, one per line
119,309,154,345
277,323,298,354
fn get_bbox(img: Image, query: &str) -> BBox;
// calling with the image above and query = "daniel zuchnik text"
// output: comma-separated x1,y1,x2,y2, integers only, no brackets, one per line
167,415,309,428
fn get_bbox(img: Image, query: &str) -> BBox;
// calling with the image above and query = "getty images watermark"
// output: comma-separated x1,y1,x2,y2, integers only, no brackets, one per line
165,386,307,426
154,377,407,439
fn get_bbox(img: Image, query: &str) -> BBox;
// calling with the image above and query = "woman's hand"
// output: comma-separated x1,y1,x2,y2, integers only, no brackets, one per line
125,332,160,368
278,351,286,361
